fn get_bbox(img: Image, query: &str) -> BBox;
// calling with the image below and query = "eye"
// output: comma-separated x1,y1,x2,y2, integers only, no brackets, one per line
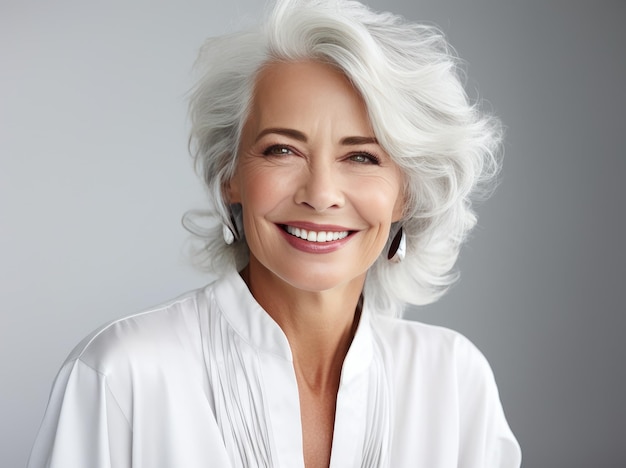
262,145,294,156
349,152,380,165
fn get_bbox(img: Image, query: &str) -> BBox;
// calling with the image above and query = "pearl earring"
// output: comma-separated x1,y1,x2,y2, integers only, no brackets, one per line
222,205,241,245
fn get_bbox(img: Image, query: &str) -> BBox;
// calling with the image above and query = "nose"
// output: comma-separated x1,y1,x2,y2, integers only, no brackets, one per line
294,161,345,212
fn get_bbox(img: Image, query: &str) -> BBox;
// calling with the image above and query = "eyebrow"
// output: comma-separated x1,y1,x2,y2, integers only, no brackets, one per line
255,127,378,146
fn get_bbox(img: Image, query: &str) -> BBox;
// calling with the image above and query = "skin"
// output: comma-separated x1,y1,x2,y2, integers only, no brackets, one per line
228,60,405,468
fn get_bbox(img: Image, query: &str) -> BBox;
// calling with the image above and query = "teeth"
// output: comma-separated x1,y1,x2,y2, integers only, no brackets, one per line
285,225,349,243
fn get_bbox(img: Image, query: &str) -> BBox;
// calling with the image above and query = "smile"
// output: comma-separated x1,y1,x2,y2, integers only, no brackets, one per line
283,225,350,243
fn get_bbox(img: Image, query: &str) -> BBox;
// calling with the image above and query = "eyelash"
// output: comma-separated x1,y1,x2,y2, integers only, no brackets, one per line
262,145,381,165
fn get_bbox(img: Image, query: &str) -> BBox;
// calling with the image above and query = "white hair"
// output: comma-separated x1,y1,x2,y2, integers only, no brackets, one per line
184,0,502,317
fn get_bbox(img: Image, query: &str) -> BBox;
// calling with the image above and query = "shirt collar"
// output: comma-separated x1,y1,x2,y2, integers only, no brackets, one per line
211,269,374,378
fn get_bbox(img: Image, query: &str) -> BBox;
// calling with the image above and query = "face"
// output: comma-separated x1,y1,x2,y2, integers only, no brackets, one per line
228,60,404,293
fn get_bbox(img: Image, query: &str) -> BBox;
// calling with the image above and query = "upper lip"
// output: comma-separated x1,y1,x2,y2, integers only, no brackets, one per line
278,221,354,232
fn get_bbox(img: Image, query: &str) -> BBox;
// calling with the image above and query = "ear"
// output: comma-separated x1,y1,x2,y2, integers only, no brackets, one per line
391,190,406,223
225,173,241,204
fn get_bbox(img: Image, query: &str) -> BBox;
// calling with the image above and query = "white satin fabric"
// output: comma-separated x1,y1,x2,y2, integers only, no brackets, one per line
28,271,521,467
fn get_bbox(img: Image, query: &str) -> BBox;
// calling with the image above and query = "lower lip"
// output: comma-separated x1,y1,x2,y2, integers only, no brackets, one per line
278,226,354,254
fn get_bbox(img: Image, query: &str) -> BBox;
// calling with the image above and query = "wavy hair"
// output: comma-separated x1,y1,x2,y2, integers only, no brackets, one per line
184,0,502,317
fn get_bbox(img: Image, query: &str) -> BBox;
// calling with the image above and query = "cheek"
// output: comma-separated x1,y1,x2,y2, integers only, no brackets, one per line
353,177,404,225
239,167,291,216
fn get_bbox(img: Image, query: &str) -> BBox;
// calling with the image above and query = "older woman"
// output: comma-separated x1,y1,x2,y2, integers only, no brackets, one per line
28,1,520,467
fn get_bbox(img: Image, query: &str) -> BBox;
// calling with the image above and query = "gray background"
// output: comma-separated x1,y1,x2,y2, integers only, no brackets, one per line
1,0,624,467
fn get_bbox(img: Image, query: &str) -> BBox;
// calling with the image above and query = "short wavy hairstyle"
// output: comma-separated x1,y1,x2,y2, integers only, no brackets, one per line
184,0,502,317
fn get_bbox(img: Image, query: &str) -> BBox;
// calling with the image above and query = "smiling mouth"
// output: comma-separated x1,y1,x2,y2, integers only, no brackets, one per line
281,225,350,243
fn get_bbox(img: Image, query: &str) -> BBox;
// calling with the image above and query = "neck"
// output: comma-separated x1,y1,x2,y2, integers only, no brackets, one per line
241,259,363,392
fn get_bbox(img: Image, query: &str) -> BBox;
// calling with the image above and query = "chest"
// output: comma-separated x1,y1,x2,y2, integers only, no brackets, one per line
297,383,337,468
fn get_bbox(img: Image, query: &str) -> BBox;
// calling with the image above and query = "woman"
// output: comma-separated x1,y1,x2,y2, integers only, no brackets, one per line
28,0,521,467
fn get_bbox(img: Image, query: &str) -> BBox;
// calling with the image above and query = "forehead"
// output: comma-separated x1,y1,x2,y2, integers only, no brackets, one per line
254,60,354,93
248,60,374,135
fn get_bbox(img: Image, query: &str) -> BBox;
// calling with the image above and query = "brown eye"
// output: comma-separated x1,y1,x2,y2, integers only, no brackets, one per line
263,145,293,156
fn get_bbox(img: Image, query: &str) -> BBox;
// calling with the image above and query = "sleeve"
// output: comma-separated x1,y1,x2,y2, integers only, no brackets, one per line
455,337,522,468
27,358,132,468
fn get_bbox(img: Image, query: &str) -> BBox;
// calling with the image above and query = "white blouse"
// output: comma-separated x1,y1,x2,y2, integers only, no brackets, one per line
28,271,521,467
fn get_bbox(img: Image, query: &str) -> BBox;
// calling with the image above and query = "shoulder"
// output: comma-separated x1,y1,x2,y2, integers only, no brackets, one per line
371,315,495,383
66,286,212,377
373,315,483,359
